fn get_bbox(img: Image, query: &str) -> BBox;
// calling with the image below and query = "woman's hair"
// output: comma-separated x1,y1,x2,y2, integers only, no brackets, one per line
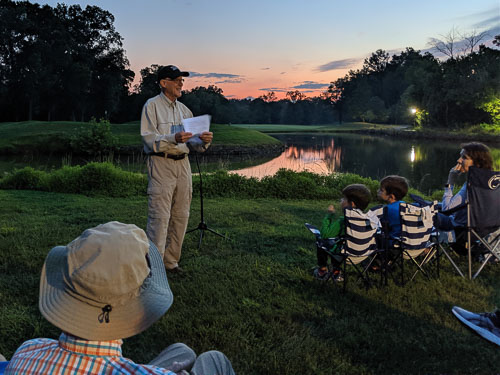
461,142,493,170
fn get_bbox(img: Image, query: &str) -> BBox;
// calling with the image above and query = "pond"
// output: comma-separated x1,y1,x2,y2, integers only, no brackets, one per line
1,133,498,195
232,133,500,194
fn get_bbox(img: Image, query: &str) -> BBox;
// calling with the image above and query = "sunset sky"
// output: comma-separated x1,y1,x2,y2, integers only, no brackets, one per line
31,0,500,99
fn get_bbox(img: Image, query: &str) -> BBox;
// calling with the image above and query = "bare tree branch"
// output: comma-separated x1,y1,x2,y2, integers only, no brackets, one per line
460,29,488,54
427,26,460,59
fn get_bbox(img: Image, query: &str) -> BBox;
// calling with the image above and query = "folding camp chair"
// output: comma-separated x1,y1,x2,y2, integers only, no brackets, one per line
454,167,500,279
304,222,343,283
338,207,384,291
365,204,390,281
434,221,467,279
391,202,439,284
434,167,500,279
410,193,466,279
305,207,382,292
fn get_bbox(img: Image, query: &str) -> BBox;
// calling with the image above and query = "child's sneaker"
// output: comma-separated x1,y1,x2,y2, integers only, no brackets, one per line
313,266,330,281
332,269,344,282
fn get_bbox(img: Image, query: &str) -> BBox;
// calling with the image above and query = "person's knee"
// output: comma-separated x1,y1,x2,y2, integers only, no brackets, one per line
165,342,195,354
192,351,235,375
149,342,196,370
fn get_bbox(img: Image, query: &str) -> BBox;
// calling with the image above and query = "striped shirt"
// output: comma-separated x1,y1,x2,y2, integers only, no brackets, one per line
5,333,175,374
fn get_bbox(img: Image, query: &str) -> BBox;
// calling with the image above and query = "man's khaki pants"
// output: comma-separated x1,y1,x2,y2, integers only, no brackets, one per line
146,155,192,269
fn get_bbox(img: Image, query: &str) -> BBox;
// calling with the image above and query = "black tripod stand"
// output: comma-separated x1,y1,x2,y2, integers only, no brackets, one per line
186,151,229,249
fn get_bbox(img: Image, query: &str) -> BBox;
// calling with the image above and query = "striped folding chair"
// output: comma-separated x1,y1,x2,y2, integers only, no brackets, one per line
393,202,439,284
334,207,383,292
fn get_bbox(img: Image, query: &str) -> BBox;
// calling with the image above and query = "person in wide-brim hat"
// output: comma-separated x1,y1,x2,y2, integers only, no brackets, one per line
4,222,235,374
39,221,173,341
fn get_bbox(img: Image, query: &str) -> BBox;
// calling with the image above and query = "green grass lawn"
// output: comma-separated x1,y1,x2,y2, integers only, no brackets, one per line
1,189,499,374
0,121,280,153
232,122,402,133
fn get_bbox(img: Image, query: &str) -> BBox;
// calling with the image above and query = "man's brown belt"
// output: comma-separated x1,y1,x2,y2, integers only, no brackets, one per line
149,152,187,160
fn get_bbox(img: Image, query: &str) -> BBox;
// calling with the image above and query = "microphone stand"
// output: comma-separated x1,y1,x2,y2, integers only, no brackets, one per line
186,151,229,249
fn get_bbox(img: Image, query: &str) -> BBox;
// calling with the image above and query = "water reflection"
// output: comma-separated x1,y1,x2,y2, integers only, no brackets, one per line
233,133,499,194
236,139,342,178
1,133,497,195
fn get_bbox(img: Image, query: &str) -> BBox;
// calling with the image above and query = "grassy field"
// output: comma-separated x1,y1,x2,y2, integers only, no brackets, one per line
0,121,280,153
1,189,499,374
232,123,500,141
232,122,400,133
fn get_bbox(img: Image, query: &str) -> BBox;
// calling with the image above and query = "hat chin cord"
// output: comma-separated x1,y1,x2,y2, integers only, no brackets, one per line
98,304,112,324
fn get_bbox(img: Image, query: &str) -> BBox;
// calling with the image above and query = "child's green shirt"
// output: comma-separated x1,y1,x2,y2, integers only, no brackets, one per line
319,213,345,239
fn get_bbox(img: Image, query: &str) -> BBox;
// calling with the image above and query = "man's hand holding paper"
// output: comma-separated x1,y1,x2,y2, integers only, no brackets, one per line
174,131,193,143
199,131,213,143
182,114,212,144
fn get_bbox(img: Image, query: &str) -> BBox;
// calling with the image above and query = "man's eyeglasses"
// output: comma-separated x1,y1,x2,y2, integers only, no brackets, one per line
166,78,184,84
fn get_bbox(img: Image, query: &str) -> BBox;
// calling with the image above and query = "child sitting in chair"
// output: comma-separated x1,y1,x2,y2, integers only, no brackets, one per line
313,184,372,281
377,175,409,241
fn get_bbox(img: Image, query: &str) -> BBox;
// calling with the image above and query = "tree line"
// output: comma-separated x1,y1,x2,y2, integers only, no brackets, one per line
0,0,133,122
329,44,500,128
1,0,498,128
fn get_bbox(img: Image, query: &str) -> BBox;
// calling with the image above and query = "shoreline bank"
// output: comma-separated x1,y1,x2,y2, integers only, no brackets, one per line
313,128,500,144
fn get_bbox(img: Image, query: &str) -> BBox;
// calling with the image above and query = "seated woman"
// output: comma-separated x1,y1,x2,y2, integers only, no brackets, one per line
435,142,493,254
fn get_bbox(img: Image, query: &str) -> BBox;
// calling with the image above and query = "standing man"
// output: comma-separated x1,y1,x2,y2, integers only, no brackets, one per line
141,65,213,273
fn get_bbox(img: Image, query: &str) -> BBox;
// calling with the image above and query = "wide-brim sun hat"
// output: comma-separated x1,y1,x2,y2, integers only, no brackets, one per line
39,221,173,341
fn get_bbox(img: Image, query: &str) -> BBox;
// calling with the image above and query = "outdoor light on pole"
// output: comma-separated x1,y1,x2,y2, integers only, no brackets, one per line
410,107,417,127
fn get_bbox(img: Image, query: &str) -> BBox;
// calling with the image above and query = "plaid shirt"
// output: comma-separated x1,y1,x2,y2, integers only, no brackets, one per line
5,332,175,374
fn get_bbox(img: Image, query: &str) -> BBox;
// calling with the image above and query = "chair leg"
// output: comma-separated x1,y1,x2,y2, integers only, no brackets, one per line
361,256,379,289
409,248,436,282
383,250,401,285
437,244,440,278
473,253,492,279
342,258,347,294
341,257,379,291
401,251,405,286
381,250,388,286
470,229,500,279
439,244,465,278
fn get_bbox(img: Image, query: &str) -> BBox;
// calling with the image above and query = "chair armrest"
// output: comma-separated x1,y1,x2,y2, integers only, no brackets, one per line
440,202,467,216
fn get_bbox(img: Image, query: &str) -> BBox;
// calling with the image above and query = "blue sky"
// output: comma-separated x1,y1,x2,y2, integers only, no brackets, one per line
29,0,500,98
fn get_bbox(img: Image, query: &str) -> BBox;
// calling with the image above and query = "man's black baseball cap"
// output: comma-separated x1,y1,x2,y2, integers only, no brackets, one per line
157,65,190,83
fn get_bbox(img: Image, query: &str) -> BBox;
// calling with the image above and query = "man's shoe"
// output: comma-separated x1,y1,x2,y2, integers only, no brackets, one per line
452,306,500,346
166,266,185,274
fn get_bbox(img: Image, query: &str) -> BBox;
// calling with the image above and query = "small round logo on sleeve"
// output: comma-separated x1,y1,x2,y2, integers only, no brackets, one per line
488,174,500,190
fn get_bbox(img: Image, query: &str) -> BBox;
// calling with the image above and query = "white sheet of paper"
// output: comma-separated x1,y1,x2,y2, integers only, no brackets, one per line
182,114,211,136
